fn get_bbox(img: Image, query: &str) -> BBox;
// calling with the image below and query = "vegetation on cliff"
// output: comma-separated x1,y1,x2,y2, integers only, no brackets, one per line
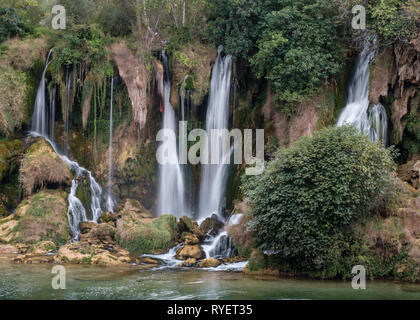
242,126,397,271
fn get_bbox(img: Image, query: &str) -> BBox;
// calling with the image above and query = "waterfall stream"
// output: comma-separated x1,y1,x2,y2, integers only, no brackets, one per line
31,49,53,137
198,46,233,220
106,78,116,213
157,51,188,218
30,52,104,240
337,39,389,146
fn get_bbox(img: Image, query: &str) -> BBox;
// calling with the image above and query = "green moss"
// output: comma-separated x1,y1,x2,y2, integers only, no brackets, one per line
16,190,70,246
117,214,178,256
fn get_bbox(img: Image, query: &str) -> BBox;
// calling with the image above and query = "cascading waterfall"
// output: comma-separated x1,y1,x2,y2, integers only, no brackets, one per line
31,49,53,137
49,86,56,141
64,69,72,153
337,38,389,146
198,46,232,219
157,51,188,218
30,52,103,240
106,78,116,213
368,103,388,147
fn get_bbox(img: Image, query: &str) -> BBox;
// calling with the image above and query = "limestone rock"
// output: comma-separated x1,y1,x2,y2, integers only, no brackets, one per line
200,214,224,236
181,232,199,245
198,258,221,268
176,244,204,260
79,222,97,234
179,258,197,267
178,216,206,240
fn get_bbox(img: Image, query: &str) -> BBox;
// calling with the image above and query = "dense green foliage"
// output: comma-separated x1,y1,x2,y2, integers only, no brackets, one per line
369,0,419,45
242,126,396,270
207,0,346,103
0,7,30,42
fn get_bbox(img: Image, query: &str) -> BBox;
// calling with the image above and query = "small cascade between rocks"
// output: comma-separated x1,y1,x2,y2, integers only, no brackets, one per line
30,52,104,241
157,50,188,218
106,78,116,213
198,46,233,220
337,38,389,146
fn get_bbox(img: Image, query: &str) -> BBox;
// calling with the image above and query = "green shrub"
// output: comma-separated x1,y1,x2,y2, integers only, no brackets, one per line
369,0,418,45
0,7,29,42
242,125,396,271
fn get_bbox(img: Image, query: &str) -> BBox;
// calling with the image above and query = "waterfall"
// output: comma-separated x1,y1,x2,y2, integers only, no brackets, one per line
31,49,53,137
49,86,56,141
30,52,103,240
198,46,232,219
64,69,72,153
106,78,116,213
337,39,389,146
369,103,388,147
157,51,188,218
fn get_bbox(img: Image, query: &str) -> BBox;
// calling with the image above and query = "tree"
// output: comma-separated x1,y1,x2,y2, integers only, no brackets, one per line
242,126,396,270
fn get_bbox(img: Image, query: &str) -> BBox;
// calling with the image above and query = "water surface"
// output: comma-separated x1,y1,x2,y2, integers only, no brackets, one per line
0,263,419,300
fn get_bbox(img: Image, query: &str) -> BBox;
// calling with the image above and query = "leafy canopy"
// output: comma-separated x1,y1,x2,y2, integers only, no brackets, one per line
242,126,396,270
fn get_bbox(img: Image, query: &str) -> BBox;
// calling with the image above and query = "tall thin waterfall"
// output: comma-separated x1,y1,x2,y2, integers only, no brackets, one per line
31,49,53,136
337,39,389,146
198,46,232,219
64,69,72,153
49,86,56,141
30,52,103,240
157,51,187,218
106,78,116,213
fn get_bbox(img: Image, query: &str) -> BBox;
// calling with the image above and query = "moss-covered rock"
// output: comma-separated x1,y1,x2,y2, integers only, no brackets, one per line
14,190,70,246
20,138,72,195
0,139,24,182
116,200,178,255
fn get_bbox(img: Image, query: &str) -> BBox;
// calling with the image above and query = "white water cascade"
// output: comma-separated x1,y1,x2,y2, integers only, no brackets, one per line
337,39,389,146
30,53,104,240
31,49,53,137
106,78,116,213
198,46,232,219
157,51,188,218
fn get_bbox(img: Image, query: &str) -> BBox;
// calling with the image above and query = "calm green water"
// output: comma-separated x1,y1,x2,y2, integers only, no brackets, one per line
0,263,419,300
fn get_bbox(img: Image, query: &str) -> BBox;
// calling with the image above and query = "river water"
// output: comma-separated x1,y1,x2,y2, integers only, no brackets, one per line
0,264,419,300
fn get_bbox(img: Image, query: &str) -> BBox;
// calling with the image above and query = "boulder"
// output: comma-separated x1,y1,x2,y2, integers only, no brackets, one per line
179,258,197,267
200,214,224,236
198,258,221,268
181,232,199,245
178,216,206,240
139,257,160,265
116,205,178,255
55,241,132,265
14,190,70,246
79,223,116,242
176,244,204,260
99,211,115,223
19,138,72,195
79,222,97,234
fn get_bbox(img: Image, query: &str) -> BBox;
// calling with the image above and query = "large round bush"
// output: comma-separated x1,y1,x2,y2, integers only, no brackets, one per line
242,125,396,270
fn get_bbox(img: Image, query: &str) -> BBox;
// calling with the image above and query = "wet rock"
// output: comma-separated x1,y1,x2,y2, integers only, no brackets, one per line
181,232,199,245
179,258,197,267
178,216,206,240
0,244,18,261
176,244,204,260
200,214,224,236
139,257,160,265
198,258,221,268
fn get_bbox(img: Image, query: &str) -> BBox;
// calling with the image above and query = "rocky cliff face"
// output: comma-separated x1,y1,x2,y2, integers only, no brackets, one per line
370,34,420,150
